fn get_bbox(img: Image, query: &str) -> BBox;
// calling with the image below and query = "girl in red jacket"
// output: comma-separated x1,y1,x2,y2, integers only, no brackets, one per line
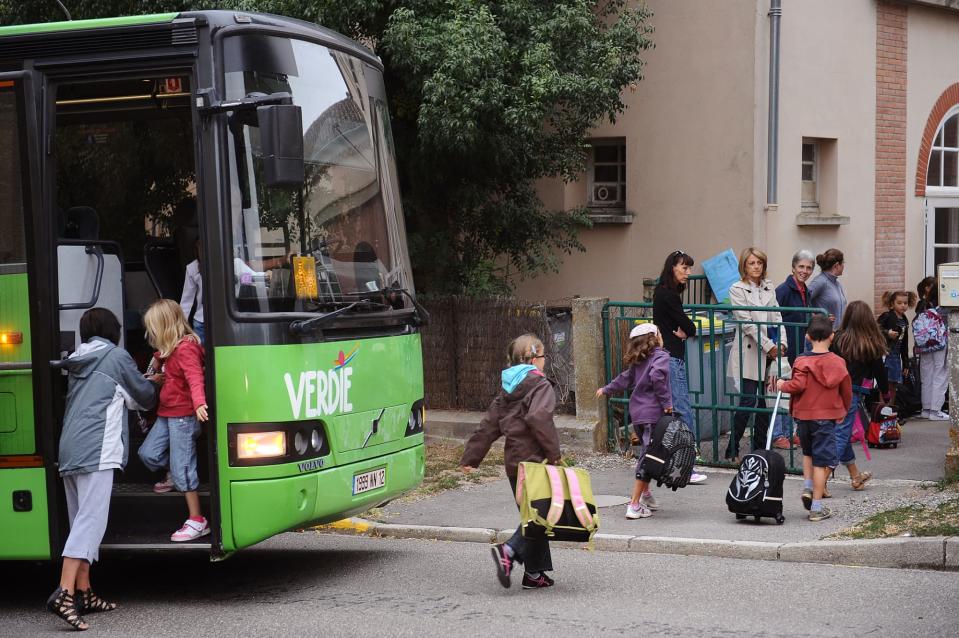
138,299,210,542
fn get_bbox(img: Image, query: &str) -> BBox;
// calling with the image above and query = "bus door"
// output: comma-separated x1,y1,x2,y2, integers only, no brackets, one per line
0,71,57,560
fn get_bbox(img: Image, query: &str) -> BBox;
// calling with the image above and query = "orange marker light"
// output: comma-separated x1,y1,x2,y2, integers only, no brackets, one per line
0,331,23,345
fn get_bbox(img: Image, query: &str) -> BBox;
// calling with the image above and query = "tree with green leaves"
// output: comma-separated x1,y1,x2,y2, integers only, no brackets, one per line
3,1,653,294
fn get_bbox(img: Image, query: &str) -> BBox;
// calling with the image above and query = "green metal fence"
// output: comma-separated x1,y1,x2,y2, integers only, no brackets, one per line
602,300,828,474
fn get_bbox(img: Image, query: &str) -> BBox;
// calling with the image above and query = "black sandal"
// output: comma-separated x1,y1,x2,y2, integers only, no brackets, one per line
77,588,118,614
46,587,89,631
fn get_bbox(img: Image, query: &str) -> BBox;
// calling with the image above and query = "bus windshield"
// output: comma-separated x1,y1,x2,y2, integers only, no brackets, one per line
224,35,413,314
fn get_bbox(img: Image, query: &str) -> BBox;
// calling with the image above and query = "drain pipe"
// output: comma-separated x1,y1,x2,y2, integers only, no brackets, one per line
766,0,781,207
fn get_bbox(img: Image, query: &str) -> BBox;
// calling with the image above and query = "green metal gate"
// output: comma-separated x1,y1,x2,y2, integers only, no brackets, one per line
602,297,827,474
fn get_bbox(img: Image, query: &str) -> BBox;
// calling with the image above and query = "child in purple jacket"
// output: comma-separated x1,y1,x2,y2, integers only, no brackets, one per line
597,323,673,519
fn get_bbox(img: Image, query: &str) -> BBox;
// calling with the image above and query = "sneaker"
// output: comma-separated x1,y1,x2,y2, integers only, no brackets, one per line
522,572,554,589
929,410,950,421
772,437,790,450
689,472,708,484
625,502,652,519
808,507,833,522
920,409,931,419
801,489,813,510
153,471,174,494
490,544,513,588
171,518,210,542
639,490,658,511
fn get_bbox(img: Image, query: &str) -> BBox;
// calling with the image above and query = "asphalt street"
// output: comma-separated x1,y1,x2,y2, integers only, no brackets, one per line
4,532,957,637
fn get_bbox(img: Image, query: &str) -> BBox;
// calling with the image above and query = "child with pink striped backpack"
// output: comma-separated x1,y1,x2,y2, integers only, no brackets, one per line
461,334,562,590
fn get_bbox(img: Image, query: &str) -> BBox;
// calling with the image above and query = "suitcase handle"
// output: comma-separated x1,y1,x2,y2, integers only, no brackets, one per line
766,390,784,451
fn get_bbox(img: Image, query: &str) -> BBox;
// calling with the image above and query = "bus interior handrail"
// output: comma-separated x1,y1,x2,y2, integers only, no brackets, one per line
58,244,104,311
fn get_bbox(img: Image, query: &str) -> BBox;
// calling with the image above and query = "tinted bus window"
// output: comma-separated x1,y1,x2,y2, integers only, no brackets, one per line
0,85,26,267
224,36,403,314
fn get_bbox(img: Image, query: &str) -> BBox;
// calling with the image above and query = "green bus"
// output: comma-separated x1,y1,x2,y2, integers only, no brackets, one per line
0,11,426,560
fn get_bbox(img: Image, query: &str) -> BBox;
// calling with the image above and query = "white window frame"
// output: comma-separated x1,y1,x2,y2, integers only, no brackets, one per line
926,105,959,196
587,138,626,209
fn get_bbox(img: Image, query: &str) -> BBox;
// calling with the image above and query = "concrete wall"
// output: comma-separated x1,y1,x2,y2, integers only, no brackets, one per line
768,0,877,305
906,4,959,289
514,0,760,301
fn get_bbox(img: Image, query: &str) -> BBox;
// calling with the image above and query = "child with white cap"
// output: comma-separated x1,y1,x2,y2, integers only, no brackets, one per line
597,322,673,519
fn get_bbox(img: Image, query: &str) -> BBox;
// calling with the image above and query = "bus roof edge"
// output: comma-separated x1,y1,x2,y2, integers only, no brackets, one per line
0,13,179,38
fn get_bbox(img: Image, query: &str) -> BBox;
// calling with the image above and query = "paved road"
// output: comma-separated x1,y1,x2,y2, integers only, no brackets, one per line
4,532,957,637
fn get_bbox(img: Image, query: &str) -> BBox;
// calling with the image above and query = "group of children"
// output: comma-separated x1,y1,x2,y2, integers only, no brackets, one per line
459,289,931,597
49,299,208,630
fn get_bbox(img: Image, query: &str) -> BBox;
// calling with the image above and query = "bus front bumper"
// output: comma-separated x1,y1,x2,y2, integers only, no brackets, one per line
228,443,425,550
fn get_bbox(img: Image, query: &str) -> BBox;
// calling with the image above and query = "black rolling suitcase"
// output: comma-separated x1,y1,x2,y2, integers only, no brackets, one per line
726,391,787,524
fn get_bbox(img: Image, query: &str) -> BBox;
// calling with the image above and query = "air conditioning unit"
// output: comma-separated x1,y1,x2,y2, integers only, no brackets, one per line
592,185,619,204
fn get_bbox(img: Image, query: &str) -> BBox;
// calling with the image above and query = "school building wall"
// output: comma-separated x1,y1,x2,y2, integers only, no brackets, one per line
515,0,959,309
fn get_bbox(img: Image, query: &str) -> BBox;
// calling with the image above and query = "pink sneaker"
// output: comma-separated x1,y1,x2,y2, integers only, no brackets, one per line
171,518,209,542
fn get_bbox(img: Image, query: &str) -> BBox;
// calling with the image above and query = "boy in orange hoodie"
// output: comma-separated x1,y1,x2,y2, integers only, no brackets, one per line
777,314,852,521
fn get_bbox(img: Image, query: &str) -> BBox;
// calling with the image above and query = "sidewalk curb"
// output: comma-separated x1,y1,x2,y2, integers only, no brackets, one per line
318,518,959,571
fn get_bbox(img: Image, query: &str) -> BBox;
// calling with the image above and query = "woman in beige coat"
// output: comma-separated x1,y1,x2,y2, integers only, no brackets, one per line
724,247,788,462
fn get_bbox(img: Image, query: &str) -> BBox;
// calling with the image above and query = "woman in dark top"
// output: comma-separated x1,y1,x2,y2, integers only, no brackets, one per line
775,249,814,367
652,250,707,484
832,301,887,491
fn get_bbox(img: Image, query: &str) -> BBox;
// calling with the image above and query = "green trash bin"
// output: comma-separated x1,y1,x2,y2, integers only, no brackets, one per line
685,315,736,442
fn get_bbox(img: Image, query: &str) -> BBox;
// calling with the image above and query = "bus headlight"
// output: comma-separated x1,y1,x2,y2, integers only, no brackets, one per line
237,431,286,460
229,421,330,467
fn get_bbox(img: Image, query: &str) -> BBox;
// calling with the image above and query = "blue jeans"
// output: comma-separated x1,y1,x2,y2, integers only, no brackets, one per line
192,320,205,346
835,391,863,466
138,415,202,492
771,413,794,441
669,357,697,440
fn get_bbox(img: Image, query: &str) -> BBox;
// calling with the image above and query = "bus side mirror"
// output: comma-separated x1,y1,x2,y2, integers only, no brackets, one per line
257,104,304,188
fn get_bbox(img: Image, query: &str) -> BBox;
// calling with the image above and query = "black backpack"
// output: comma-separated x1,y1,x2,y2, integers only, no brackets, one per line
642,414,696,491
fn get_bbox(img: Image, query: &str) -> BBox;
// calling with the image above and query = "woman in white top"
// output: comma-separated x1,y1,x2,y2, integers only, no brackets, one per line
724,247,788,462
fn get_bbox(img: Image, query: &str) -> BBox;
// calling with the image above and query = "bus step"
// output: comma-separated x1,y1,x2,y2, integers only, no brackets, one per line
101,529,212,551
100,542,212,553
112,482,210,497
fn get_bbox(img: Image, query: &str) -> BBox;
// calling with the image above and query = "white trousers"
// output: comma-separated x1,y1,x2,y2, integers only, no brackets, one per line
919,349,948,413
61,469,114,563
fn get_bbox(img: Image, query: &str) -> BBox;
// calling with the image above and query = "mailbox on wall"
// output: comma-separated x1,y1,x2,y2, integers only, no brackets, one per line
938,262,959,307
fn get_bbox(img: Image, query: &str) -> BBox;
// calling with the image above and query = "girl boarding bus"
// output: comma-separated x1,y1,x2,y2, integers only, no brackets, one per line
0,10,425,559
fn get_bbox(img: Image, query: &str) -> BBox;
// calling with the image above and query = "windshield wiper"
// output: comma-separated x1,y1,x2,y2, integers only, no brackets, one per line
344,286,430,327
289,299,390,337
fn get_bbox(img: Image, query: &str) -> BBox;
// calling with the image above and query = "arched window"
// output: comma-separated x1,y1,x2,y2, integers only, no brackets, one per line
927,107,959,189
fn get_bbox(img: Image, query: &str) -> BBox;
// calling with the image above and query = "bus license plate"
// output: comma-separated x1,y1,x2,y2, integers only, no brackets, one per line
353,468,386,495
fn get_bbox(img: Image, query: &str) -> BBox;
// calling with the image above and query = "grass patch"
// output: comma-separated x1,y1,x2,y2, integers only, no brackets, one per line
401,442,505,500
830,493,959,539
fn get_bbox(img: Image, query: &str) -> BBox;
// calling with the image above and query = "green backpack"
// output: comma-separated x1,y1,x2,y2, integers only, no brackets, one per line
515,461,600,542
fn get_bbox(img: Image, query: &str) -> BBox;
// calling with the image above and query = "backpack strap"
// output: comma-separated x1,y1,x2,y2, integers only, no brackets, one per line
563,467,595,530
544,464,566,526
515,463,526,506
